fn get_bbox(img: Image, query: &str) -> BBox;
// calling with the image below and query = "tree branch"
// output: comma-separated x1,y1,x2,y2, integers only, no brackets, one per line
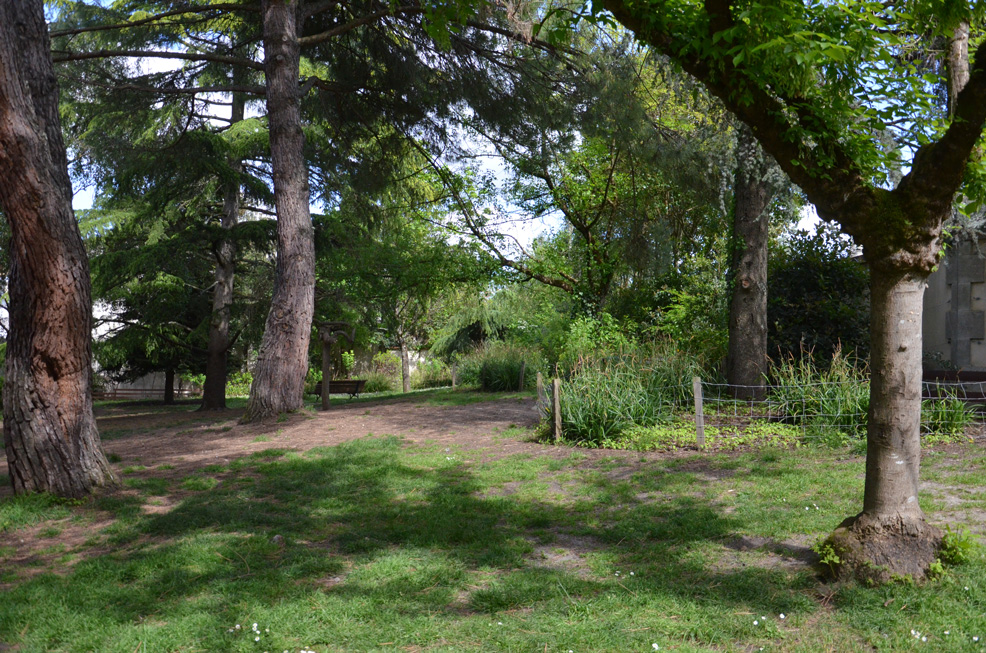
49,3,260,38
52,49,263,71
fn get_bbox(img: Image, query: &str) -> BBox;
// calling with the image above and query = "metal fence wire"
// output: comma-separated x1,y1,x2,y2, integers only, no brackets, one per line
694,379,983,443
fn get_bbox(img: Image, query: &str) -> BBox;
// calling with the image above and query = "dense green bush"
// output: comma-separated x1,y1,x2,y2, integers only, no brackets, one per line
558,313,636,373
305,368,322,395
922,393,976,442
371,351,401,377
463,342,547,392
227,371,253,397
362,371,397,393
768,225,870,362
770,350,975,446
411,358,452,389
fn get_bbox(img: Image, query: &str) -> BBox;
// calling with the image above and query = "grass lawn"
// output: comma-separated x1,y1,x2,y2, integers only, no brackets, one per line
0,393,984,652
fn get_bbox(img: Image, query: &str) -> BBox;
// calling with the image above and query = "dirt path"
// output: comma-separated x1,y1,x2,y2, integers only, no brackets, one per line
0,394,632,494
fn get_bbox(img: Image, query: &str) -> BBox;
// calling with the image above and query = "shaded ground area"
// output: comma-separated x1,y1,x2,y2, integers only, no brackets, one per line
2,391,986,651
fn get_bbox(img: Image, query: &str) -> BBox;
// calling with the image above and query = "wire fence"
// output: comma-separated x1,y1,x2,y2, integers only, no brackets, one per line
544,373,983,448
696,379,982,445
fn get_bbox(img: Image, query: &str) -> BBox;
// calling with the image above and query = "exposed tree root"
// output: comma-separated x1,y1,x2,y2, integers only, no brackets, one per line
822,513,943,584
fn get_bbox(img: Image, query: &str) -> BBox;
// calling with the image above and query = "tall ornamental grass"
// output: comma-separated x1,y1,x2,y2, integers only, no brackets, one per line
460,342,547,392
558,341,701,444
770,350,976,445
768,348,870,444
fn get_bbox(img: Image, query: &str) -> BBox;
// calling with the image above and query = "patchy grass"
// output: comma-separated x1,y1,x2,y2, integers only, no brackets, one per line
0,493,77,533
1,397,985,652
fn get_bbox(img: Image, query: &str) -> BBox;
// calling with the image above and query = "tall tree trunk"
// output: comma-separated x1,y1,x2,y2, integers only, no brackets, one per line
726,126,771,400
201,92,246,411
320,330,334,411
243,0,315,421
400,340,411,393
164,368,176,405
827,267,941,581
0,0,116,497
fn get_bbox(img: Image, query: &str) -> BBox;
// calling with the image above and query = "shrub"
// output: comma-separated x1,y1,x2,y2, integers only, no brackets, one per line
922,393,975,443
558,313,636,373
768,225,870,363
371,351,401,377
305,368,322,395
411,358,452,389
362,371,397,393
770,350,974,446
462,342,546,392
227,371,253,397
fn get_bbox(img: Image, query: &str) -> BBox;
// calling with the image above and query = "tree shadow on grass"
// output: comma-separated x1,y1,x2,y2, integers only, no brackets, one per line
0,436,821,651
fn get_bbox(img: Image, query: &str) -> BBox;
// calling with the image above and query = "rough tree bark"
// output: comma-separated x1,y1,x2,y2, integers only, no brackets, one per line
603,0,986,580
317,322,354,410
243,0,315,421
0,0,116,497
320,331,334,411
201,91,246,411
725,126,772,400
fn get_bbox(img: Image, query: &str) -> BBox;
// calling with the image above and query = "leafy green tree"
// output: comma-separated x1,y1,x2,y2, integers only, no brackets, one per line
53,0,573,419
314,156,495,393
591,0,986,579
450,32,732,326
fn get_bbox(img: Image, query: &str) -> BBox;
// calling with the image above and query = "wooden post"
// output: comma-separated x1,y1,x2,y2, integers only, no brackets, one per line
693,376,705,449
552,377,562,443
518,361,526,392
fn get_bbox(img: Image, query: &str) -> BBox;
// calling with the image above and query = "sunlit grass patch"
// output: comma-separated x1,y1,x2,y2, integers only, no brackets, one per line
0,493,76,533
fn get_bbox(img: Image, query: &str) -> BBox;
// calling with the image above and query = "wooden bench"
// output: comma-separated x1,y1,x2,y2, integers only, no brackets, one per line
93,388,198,401
314,379,367,398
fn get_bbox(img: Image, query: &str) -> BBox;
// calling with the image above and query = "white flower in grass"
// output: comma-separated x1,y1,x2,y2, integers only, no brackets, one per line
753,620,759,626
652,644,660,650
779,613,786,620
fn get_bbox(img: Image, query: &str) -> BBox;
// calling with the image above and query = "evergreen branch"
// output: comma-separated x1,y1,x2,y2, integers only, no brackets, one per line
298,6,426,47
52,49,263,71
49,3,260,38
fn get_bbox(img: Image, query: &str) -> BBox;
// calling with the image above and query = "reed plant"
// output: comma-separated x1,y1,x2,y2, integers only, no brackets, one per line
557,340,701,444
471,342,546,392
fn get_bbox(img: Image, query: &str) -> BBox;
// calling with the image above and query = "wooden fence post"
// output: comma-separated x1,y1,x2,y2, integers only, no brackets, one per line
518,361,526,392
693,376,705,449
552,377,562,443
